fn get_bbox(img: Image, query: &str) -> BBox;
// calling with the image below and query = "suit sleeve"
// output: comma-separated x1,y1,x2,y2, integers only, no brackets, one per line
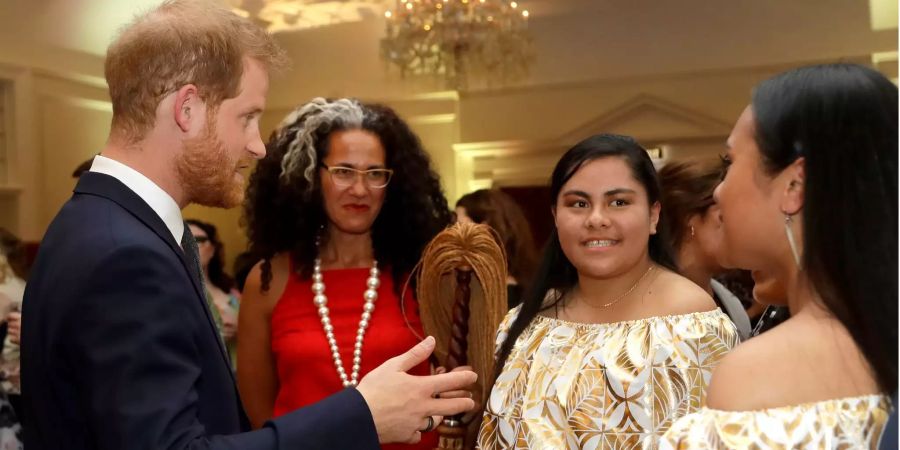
72,244,379,450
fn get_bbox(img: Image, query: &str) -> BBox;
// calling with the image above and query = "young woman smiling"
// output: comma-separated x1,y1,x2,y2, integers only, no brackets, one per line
477,134,739,449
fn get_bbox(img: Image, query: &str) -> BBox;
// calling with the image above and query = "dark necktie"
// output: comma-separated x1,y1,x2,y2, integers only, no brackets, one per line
181,224,226,346
180,225,205,293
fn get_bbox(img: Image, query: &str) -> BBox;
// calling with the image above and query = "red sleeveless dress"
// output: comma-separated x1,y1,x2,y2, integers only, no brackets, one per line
271,264,438,449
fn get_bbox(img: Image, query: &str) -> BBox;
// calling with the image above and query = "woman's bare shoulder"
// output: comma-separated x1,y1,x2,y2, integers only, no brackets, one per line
647,268,717,316
706,318,878,411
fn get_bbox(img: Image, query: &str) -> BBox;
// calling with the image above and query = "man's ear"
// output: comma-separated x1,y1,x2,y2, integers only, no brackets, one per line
780,157,805,215
173,84,201,133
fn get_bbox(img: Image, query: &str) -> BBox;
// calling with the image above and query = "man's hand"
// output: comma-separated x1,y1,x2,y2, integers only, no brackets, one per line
435,365,482,425
356,336,477,444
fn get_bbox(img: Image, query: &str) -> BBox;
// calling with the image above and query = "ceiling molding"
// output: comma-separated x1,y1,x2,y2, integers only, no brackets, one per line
33,68,107,91
37,93,112,113
455,94,729,187
406,113,456,126
0,185,22,196
558,94,733,144
458,55,874,99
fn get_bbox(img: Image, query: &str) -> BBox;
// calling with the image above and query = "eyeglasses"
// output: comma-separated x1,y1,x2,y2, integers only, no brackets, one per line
321,164,394,189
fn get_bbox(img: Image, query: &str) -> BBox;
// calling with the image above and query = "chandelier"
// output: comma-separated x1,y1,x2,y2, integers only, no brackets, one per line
381,0,534,90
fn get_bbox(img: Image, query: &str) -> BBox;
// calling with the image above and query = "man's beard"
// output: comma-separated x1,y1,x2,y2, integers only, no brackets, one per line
176,121,245,209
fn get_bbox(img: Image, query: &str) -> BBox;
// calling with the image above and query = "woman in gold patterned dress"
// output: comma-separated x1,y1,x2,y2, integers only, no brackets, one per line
661,64,897,449
477,134,740,449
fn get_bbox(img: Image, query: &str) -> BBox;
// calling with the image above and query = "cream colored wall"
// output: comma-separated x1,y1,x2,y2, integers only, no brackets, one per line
0,64,35,236
385,94,460,201
0,47,111,243
33,77,112,231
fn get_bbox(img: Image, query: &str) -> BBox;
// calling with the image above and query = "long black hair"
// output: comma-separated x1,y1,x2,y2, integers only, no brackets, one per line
494,134,679,375
751,63,897,394
243,98,453,294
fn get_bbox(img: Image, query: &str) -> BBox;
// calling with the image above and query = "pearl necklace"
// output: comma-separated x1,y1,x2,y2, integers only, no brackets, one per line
312,258,380,387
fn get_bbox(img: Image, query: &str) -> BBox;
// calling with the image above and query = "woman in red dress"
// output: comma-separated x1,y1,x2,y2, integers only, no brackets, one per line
239,98,454,449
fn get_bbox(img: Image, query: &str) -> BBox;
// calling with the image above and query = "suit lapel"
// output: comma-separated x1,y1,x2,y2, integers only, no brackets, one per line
74,172,235,377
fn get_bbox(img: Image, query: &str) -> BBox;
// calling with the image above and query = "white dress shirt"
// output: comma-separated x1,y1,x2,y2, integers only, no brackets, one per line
89,155,184,244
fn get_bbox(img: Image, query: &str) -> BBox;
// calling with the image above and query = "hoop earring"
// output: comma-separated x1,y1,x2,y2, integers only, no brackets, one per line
783,213,801,267
690,226,695,238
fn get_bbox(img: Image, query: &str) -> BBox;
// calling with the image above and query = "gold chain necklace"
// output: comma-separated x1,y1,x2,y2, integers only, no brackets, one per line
593,265,655,308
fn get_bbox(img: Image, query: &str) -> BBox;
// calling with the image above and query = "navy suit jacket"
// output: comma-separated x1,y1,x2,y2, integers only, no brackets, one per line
22,172,380,449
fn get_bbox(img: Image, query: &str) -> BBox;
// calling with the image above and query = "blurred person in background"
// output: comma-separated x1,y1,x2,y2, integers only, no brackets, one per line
0,228,24,448
455,189,538,309
658,159,752,340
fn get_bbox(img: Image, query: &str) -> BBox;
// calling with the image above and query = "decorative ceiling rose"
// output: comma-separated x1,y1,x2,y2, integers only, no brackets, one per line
381,0,534,90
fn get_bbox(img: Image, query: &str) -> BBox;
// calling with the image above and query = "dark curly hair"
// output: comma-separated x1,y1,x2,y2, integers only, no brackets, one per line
243,98,453,293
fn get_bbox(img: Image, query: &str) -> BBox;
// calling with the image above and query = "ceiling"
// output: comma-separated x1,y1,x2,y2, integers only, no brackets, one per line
0,0,895,101
0,0,579,57
2,0,893,57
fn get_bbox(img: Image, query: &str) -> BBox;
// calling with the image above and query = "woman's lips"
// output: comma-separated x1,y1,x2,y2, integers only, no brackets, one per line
343,204,370,213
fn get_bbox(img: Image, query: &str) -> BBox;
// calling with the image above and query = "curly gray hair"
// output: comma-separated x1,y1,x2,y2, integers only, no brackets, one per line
275,97,370,187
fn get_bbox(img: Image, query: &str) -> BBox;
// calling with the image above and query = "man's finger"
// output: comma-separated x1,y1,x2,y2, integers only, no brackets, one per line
436,389,472,399
424,369,477,393
423,397,476,417
383,336,435,372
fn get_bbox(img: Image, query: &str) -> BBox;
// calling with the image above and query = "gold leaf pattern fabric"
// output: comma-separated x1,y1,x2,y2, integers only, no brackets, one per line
659,394,891,449
477,307,739,449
